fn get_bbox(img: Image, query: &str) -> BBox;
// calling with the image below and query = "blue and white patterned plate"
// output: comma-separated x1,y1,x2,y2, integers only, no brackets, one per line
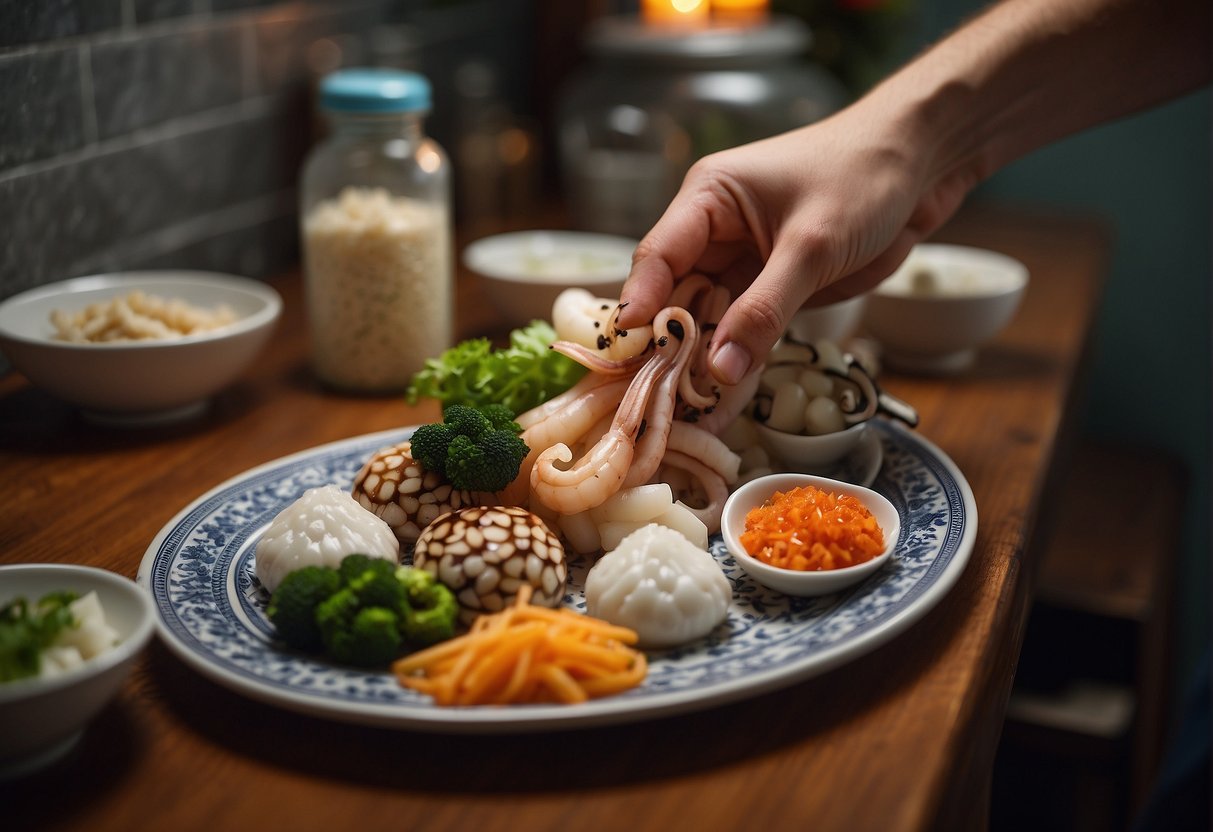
137,420,976,733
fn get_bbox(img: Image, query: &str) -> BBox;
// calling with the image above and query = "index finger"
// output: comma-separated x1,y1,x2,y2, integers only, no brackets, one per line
617,191,715,328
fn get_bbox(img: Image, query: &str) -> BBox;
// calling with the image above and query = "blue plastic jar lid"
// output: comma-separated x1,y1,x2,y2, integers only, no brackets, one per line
319,68,431,113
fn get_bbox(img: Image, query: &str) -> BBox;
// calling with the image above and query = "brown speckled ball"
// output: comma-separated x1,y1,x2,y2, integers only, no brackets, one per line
351,440,485,544
413,506,567,623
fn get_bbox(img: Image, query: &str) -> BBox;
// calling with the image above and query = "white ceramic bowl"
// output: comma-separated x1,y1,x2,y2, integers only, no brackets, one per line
864,244,1028,373
756,420,868,469
721,473,900,597
0,271,282,424
786,294,868,344
463,230,638,328
0,564,155,777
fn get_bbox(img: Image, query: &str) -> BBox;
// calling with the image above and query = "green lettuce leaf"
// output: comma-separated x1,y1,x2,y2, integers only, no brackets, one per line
405,321,586,415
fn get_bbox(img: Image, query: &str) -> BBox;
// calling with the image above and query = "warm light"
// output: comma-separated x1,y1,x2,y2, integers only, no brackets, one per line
641,0,709,27
417,144,443,173
712,0,769,24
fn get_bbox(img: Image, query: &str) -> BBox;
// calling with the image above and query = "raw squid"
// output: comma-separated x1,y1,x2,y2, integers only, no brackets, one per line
513,287,745,537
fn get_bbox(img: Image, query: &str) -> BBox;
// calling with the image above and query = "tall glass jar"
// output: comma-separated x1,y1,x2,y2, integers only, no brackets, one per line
300,68,452,393
557,16,847,240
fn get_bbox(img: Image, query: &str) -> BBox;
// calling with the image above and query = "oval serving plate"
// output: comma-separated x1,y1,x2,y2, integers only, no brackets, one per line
137,420,976,733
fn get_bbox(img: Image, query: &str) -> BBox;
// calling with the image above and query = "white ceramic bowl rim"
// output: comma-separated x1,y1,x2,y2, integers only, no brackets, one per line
0,564,156,705
875,243,1028,300
462,230,638,285
754,419,870,469
0,271,283,351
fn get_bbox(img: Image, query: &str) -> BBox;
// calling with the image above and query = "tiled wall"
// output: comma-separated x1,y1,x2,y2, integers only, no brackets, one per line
0,0,535,301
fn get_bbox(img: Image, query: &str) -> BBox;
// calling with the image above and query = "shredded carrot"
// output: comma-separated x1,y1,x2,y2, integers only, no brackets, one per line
740,485,884,572
392,585,647,706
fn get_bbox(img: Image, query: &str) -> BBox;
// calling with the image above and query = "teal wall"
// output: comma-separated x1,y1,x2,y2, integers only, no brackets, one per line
914,1,1210,701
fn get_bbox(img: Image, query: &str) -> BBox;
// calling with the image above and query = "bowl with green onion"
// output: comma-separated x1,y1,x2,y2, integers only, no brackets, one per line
0,564,155,778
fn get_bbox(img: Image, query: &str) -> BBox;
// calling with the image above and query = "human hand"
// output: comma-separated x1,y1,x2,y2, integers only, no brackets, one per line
617,108,973,385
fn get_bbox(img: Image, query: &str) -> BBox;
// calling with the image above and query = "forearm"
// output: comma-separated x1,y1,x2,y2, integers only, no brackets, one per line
864,0,1211,190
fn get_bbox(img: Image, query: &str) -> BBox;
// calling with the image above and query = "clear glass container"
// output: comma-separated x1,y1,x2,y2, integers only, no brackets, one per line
300,68,452,393
557,15,847,239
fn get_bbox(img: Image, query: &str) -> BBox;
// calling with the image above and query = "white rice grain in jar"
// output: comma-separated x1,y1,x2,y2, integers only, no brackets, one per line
301,69,452,392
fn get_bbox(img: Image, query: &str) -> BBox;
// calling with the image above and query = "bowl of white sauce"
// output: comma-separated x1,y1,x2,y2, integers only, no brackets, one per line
463,230,638,328
864,244,1029,374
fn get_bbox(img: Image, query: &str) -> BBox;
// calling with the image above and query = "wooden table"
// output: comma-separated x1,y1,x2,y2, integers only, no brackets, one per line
0,205,1109,831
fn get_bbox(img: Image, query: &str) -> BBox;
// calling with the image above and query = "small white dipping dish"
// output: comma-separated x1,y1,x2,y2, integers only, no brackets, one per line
864,244,1028,374
0,564,155,778
0,271,281,424
463,230,638,328
721,473,900,597
755,420,869,469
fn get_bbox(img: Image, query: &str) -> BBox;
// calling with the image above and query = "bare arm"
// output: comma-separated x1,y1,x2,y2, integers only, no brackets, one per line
618,0,1210,384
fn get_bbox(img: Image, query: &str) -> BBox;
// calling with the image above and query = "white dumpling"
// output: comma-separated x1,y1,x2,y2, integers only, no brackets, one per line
584,524,731,649
255,484,400,593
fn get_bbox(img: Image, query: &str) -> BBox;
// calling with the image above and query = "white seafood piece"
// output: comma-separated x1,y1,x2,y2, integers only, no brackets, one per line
585,524,730,649
659,450,730,535
255,484,400,593
597,502,708,552
551,287,652,361
588,483,674,526
557,509,601,556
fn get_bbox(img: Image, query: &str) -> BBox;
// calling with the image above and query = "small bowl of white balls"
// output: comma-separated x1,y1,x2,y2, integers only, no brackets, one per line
751,339,912,470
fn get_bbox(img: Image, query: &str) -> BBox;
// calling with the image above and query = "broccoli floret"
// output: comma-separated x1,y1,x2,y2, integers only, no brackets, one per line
348,565,406,611
336,553,403,604
396,567,459,646
479,403,520,433
446,430,529,493
267,566,342,651
315,588,402,666
268,555,458,666
442,404,492,438
337,553,395,586
406,404,529,493
409,422,454,475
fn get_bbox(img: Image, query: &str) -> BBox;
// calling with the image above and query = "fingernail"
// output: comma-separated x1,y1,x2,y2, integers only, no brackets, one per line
711,341,751,385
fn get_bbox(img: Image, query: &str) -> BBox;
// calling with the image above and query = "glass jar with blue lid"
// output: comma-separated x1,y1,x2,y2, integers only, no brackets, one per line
301,68,452,393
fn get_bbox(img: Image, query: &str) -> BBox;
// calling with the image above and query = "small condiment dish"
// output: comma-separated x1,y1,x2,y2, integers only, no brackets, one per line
721,473,900,597
863,243,1028,374
0,270,281,424
0,564,155,778
463,230,638,328
755,420,869,469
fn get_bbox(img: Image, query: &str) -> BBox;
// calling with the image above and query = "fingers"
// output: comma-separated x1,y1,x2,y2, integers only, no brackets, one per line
707,244,817,385
617,191,715,329
804,232,920,306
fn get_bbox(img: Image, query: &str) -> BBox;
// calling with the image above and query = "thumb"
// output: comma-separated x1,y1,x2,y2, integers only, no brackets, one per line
707,245,814,385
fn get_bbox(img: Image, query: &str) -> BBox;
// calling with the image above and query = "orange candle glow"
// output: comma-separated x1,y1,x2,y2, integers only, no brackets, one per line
711,0,769,23
641,0,710,27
